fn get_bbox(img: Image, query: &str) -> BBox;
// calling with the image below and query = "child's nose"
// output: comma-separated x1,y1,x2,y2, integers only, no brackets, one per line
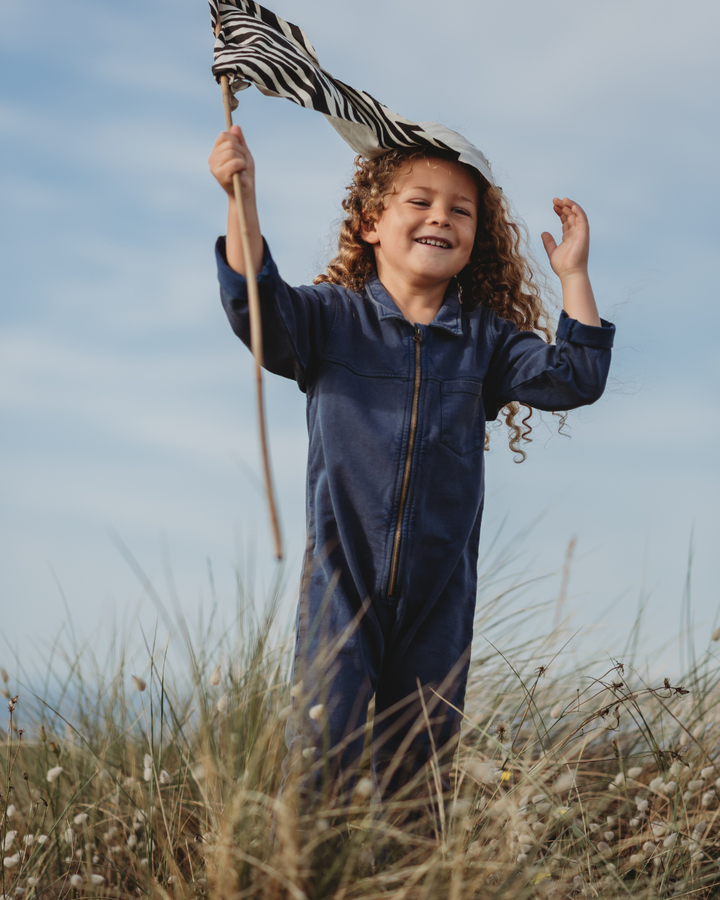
427,206,451,226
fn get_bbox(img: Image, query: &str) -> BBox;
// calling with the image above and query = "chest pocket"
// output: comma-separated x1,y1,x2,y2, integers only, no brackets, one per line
440,379,484,456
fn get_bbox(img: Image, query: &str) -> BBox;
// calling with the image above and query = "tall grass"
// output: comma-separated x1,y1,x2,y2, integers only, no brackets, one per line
3,544,720,899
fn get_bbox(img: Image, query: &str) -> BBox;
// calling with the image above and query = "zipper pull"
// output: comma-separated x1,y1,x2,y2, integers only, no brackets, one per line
413,324,422,343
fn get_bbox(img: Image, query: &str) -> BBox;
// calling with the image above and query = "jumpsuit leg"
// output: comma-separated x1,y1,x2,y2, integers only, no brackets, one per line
281,564,395,803
370,583,476,800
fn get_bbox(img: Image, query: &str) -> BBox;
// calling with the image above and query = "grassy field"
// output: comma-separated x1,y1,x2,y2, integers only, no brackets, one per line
3,551,720,899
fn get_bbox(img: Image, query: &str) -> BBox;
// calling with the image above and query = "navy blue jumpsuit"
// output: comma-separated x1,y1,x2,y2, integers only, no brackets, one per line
217,237,615,797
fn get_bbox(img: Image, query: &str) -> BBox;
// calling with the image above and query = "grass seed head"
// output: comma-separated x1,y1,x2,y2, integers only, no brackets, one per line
554,773,575,793
210,664,221,686
354,777,372,798
449,799,472,817
131,675,146,692
46,765,63,783
467,761,501,784
2,833,16,852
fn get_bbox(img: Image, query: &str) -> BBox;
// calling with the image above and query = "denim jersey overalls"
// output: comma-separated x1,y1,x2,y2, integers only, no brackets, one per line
216,237,615,798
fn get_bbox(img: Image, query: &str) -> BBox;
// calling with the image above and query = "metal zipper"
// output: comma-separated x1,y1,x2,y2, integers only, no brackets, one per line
387,324,423,598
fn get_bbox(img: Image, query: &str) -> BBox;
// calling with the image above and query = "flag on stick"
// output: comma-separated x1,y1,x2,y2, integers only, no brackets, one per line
209,0,494,185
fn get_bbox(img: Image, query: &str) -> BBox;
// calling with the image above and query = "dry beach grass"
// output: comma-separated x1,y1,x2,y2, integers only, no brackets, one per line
3,549,720,900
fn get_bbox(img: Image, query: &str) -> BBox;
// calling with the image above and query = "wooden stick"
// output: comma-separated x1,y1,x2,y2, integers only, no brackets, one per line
215,16,283,560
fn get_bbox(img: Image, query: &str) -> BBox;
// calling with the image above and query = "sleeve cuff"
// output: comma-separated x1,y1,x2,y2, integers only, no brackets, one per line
215,236,276,296
556,309,615,349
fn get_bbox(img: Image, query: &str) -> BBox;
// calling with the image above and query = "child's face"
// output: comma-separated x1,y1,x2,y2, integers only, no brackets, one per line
361,157,478,293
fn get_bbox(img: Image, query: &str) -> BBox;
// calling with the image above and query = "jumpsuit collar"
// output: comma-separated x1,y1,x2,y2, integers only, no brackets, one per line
365,273,464,336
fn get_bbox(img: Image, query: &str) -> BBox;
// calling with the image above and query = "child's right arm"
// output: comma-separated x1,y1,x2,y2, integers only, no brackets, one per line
208,125,264,276
209,130,338,390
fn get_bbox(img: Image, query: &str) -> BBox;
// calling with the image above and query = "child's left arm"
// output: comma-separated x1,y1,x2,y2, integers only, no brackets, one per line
541,198,601,327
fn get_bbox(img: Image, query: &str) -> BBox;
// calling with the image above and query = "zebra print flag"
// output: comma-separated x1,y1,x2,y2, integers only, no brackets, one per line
209,0,494,185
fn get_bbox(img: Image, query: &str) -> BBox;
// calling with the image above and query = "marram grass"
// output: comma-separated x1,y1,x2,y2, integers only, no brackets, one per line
3,562,720,900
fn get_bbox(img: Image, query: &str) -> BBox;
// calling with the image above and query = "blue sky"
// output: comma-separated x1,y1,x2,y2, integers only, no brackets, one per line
1,0,719,671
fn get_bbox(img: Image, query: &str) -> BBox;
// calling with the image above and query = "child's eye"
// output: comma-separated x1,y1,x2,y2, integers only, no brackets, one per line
409,199,430,206
453,207,472,217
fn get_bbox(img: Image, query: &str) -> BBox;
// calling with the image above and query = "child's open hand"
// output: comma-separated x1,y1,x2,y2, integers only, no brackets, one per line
541,198,590,282
209,125,256,199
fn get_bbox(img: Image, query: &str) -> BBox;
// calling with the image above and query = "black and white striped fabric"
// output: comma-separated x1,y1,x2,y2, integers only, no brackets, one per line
209,0,494,185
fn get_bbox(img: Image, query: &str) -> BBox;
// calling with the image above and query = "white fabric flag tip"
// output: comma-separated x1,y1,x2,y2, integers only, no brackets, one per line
209,0,495,185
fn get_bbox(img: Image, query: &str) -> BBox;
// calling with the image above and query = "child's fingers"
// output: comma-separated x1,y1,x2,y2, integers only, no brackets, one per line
553,197,588,221
209,131,253,174
229,124,247,145
540,231,557,259
209,132,255,197
211,128,250,155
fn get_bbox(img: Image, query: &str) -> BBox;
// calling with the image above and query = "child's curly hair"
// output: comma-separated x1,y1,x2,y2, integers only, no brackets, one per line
314,148,566,460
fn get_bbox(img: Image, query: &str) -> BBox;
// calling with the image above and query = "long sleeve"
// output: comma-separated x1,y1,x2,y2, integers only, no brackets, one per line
216,237,337,392
482,310,615,420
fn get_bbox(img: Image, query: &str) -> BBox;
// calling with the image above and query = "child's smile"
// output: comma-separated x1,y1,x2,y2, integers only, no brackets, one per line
361,157,478,301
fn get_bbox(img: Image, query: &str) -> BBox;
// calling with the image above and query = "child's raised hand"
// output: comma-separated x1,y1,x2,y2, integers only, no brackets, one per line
541,198,590,282
208,125,256,199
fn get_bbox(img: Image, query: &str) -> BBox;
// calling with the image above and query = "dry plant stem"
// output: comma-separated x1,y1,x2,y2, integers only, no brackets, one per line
416,678,447,846
218,73,282,561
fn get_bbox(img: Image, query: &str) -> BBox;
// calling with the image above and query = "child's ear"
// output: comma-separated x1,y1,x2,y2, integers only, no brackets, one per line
360,217,380,245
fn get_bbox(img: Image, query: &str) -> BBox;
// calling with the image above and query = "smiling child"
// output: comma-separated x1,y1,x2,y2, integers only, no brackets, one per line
209,125,614,806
